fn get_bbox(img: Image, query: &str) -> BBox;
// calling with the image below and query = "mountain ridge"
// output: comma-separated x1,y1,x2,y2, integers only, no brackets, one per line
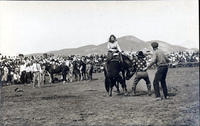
27,35,198,56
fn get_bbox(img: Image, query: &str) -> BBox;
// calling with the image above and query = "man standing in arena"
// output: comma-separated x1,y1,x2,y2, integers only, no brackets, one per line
131,51,151,96
20,61,27,84
1,64,9,85
144,42,170,100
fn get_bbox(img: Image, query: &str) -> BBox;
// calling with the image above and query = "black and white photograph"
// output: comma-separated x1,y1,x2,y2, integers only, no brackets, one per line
0,0,199,125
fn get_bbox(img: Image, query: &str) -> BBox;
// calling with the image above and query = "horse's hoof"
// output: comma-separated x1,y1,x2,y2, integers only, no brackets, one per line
116,90,120,94
130,92,136,96
108,92,112,97
124,92,129,96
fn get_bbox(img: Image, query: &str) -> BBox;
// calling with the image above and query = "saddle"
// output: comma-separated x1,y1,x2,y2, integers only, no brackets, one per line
113,52,119,56
111,56,120,62
111,52,123,63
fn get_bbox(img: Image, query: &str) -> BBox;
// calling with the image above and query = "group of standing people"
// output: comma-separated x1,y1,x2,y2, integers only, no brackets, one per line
106,35,169,100
2,59,44,88
0,55,95,88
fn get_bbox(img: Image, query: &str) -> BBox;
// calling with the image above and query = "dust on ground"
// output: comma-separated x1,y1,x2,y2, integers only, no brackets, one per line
0,67,199,126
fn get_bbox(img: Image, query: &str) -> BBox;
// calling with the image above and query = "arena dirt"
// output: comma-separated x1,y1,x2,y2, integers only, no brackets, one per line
0,67,199,126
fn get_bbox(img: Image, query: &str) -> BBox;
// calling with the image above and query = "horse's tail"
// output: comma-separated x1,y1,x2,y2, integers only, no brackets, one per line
105,77,110,93
103,63,108,77
104,63,110,93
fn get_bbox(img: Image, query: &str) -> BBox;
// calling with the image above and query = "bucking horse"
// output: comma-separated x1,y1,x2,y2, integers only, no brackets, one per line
104,53,136,96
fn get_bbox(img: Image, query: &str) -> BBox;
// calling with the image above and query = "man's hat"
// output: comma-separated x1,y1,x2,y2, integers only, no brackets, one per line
151,42,159,48
136,51,145,58
51,59,55,62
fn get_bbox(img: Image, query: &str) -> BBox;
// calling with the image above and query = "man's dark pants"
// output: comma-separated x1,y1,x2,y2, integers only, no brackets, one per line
20,71,27,84
153,65,168,98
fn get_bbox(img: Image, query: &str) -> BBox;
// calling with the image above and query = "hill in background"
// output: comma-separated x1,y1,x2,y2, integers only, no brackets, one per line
28,35,198,56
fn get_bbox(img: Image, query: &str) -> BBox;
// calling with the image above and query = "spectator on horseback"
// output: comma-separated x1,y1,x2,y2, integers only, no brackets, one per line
131,51,151,96
107,34,123,63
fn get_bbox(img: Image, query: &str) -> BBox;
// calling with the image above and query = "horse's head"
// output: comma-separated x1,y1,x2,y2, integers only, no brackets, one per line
122,54,133,68
43,63,52,71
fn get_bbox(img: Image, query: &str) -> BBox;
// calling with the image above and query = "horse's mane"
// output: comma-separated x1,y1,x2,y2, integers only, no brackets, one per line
122,54,131,61
122,54,133,67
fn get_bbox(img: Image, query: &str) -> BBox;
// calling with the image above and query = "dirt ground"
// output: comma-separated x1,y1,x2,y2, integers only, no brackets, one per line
0,67,199,126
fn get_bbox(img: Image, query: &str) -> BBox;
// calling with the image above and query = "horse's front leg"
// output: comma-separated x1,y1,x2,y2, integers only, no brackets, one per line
109,79,116,97
78,71,81,81
109,86,113,97
47,71,52,84
41,72,45,85
51,73,54,83
85,72,88,80
84,72,86,80
80,72,83,81
70,73,73,82
79,74,81,81
62,72,67,84
72,72,76,82
115,82,120,94
121,71,128,95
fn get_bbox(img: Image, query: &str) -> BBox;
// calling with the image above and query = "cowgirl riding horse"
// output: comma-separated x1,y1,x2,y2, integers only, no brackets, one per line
104,35,135,96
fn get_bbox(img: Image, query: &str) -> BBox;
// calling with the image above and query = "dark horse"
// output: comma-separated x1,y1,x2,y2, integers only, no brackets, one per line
43,63,69,83
72,60,81,81
104,54,135,96
79,60,87,80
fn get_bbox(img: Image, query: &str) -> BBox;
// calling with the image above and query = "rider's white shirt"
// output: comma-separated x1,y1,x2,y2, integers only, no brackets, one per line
107,41,122,52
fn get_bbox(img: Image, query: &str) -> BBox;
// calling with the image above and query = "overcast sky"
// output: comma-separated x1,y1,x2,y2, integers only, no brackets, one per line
0,0,199,56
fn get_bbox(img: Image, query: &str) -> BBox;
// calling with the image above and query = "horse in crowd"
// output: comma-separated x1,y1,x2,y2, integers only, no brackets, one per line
42,60,94,83
79,60,87,81
72,60,81,81
43,62,69,83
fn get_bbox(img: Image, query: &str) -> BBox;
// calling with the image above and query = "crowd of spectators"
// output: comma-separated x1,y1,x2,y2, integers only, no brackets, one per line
0,50,199,85
0,53,107,85
167,51,199,63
